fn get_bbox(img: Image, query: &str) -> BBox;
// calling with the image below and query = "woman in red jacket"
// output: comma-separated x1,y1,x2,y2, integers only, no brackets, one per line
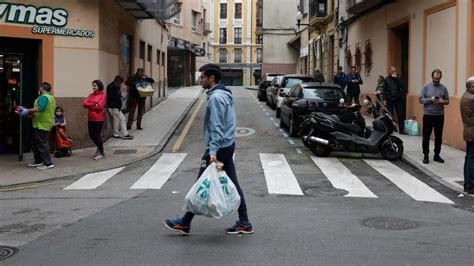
83,80,107,160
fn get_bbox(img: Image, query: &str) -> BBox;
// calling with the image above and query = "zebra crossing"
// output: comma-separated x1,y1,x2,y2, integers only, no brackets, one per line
62,152,454,204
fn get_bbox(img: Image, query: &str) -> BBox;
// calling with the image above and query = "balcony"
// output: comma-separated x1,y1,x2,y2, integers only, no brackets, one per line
309,0,327,20
203,22,212,34
346,0,383,14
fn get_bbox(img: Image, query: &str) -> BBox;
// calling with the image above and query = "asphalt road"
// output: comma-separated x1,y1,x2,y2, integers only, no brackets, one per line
1,86,473,265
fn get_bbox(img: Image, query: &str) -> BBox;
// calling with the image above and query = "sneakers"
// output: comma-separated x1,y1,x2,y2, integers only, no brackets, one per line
122,135,134,139
94,154,105,160
28,162,43,167
433,155,445,163
225,221,254,235
112,135,121,139
164,217,190,235
37,164,54,170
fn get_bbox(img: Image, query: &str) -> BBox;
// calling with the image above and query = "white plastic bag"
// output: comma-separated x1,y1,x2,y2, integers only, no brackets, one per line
183,163,241,218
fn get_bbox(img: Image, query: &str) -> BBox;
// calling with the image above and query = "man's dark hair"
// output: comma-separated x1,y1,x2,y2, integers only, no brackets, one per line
337,66,343,71
199,63,221,72
203,67,222,83
431,69,442,78
40,82,52,92
92,80,105,91
114,75,124,83
135,68,144,75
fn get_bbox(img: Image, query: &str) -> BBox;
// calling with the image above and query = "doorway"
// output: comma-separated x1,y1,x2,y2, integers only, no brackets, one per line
0,37,39,159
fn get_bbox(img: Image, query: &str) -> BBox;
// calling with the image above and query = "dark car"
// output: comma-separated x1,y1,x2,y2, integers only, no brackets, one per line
265,75,284,109
266,74,315,115
258,73,283,101
280,82,348,137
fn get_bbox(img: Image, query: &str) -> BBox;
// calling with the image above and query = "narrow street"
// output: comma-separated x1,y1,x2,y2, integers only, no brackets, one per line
2,86,473,265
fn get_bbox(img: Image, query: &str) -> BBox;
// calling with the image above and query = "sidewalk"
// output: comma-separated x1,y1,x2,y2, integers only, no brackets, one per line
364,115,465,192
0,86,203,188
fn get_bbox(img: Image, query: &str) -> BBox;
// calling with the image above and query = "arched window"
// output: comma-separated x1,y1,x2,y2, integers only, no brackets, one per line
364,40,373,76
354,44,362,71
345,47,352,70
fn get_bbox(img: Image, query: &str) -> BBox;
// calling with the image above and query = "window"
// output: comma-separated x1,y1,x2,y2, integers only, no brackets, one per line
234,48,242,63
303,87,344,100
173,12,181,24
220,3,227,19
309,0,327,19
219,28,227,44
256,35,263,44
192,11,198,31
283,77,315,88
157,49,161,65
234,28,242,44
256,48,262,63
161,52,166,66
147,45,152,62
139,41,145,60
219,48,227,63
235,3,242,19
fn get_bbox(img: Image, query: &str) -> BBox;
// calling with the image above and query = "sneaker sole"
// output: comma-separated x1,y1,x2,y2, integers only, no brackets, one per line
163,221,189,235
225,230,254,235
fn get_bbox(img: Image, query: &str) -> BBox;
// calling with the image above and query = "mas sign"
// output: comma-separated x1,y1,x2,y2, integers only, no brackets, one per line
0,2,94,38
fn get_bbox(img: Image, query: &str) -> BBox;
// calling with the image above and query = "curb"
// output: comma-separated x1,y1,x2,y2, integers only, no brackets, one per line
0,90,204,189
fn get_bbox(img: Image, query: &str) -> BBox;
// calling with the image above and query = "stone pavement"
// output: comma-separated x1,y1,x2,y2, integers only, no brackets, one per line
0,86,203,187
364,115,465,192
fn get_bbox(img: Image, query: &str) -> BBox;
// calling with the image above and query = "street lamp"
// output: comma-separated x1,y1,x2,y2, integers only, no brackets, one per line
295,9,319,34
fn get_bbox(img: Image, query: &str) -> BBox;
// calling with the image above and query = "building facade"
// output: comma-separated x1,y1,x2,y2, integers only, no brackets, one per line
209,0,262,86
340,0,470,150
167,0,211,87
0,0,168,156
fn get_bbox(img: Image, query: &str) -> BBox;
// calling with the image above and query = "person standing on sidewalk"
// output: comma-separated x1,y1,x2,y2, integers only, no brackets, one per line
345,66,363,104
419,69,449,164
83,80,107,160
383,66,405,133
461,77,474,195
333,66,346,90
18,82,56,170
314,68,325,82
107,75,133,140
165,63,253,235
126,68,154,130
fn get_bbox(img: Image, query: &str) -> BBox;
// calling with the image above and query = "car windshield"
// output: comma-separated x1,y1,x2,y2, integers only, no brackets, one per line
283,77,314,88
304,87,344,100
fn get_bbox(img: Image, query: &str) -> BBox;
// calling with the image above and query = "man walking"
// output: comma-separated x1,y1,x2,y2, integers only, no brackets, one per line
107,75,133,139
345,66,363,104
165,63,253,235
383,66,405,133
419,69,449,164
19,82,56,169
461,77,474,195
333,66,346,90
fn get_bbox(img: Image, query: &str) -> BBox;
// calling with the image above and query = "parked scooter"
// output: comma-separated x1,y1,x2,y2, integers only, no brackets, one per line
301,96,404,160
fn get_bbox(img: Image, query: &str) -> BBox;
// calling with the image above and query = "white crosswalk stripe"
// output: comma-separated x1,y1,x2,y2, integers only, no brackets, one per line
310,156,378,198
364,159,454,204
130,153,187,189
259,153,304,195
63,167,126,190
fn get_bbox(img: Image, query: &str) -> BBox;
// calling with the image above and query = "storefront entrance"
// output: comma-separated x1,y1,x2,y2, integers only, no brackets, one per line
0,37,39,160
221,70,243,86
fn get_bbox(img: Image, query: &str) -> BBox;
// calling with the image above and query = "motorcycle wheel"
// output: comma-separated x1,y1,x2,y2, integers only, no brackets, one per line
310,142,332,157
380,136,404,161
276,108,281,118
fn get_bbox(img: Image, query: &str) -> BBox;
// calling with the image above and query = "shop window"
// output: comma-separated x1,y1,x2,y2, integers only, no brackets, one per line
139,41,145,60
220,3,227,19
157,49,161,65
257,48,262,63
234,28,242,44
147,45,152,62
219,28,227,44
219,49,227,63
234,49,242,63
235,3,242,19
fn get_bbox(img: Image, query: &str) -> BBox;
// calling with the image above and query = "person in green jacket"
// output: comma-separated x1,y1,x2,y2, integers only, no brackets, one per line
18,82,56,169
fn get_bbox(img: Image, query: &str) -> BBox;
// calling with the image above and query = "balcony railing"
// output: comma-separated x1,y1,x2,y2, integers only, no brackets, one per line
309,0,327,19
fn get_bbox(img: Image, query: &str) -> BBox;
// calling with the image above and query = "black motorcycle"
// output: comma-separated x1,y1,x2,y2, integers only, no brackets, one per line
300,96,404,160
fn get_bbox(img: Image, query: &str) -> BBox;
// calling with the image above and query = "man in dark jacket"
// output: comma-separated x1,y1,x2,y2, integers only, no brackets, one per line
333,66,346,90
345,66,363,104
461,76,474,195
107,75,133,139
383,66,405,133
314,68,325,82
126,68,154,130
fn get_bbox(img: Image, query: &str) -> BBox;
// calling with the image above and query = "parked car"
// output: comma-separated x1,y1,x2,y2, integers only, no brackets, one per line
258,73,283,101
268,74,315,116
265,75,284,109
280,82,348,137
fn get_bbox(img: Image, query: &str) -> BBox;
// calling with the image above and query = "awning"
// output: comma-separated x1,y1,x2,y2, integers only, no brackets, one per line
114,0,181,20
287,32,301,50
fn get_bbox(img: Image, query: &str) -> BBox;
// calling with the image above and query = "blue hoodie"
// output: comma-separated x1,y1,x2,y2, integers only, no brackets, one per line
204,84,235,155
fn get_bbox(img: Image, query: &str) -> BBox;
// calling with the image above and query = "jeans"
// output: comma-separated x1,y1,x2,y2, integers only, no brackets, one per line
422,115,444,155
108,108,129,137
464,141,474,190
88,121,104,154
127,97,145,129
31,128,53,166
182,143,249,224
386,99,404,132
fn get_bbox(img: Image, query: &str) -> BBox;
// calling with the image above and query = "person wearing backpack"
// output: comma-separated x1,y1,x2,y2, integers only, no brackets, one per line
164,63,253,235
